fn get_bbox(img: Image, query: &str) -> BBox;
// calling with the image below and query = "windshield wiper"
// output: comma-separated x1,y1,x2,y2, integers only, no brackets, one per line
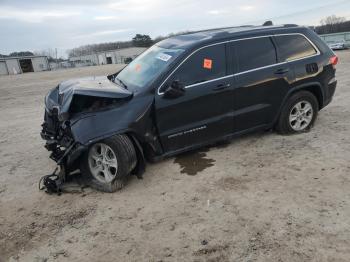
115,77,128,90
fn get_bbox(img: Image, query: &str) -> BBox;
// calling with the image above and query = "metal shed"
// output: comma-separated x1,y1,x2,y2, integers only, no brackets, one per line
0,55,49,75
0,61,8,75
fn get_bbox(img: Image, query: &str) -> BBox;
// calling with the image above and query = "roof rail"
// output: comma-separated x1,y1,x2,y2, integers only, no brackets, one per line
283,24,298,27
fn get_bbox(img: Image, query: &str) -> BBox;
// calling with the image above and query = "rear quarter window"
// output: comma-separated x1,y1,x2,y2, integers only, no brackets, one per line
235,37,277,72
274,35,317,62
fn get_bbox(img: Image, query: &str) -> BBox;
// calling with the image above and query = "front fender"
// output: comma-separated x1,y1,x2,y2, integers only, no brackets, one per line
70,95,154,146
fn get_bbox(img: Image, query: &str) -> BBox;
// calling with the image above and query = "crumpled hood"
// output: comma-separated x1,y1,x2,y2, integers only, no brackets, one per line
46,76,133,114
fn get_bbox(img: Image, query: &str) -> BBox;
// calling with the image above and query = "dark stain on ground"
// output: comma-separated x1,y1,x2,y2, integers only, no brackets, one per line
216,176,250,191
174,148,215,176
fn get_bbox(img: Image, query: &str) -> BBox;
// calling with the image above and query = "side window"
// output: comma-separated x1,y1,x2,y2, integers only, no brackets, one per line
235,37,277,73
274,35,317,62
171,44,226,86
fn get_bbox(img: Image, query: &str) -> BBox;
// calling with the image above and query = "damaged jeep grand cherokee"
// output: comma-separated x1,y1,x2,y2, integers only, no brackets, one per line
41,25,337,192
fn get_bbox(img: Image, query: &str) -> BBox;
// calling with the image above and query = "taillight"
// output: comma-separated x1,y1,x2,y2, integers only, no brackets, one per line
330,55,338,68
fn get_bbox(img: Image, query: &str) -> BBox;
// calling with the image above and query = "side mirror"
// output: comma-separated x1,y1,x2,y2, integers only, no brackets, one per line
163,80,185,99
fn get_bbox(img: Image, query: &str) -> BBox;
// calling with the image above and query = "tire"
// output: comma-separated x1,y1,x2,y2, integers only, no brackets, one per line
80,134,137,192
276,91,319,135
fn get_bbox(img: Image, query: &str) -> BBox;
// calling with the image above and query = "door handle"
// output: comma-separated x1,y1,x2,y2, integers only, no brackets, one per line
274,68,290,75
213,83,231,91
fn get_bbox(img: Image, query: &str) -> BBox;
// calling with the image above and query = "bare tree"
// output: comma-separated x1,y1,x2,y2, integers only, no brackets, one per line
319,15,347,34
67,41,134,58
34,48,55,58
34,48,64,62
321,15,346,26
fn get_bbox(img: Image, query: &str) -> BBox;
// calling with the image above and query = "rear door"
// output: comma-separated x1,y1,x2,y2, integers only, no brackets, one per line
155,43,235,152
231,36,294,132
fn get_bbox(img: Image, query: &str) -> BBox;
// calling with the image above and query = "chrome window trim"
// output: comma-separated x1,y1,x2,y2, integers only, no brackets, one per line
157,33,321,95
185,74,234,88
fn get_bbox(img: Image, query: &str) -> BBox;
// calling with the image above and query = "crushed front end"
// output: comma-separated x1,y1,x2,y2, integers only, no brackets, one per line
41,86,85,170
40,76,135,171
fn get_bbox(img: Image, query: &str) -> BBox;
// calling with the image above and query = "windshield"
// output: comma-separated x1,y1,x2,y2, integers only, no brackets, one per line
116,45,184,90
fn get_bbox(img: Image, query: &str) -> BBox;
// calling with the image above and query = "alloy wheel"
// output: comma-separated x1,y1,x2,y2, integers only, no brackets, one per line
88,143,118,183
289,100,314,131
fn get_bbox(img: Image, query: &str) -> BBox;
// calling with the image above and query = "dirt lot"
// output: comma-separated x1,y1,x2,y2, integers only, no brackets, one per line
0,51,350,262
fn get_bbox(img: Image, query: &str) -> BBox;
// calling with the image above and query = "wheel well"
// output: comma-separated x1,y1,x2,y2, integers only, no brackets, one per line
292,85,323,110
125,132,146,178
273,85,324,128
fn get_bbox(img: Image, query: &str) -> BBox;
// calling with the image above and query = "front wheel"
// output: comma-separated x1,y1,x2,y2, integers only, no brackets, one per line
80,134,137,192
276,91,319,134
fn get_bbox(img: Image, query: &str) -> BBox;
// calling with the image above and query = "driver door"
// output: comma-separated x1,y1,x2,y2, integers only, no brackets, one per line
155,43,235,153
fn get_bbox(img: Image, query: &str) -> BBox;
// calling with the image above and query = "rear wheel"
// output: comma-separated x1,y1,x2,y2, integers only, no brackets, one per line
80,134,137,192
276,91,318,134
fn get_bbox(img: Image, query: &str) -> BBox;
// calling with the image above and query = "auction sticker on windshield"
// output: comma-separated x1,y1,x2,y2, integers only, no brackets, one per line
156,53,172,62
135,64,141,72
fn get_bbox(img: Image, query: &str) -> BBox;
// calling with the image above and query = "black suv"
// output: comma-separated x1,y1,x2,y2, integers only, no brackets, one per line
41,25,338,192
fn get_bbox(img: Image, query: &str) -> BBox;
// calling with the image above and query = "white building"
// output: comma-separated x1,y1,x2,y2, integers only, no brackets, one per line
0,56,49,75
69,47,147,67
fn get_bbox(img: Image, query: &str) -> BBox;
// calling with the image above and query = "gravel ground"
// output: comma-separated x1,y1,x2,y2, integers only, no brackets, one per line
0,51,349,262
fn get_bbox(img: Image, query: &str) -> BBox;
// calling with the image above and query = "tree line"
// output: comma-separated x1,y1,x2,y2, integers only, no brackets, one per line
0,51,34,58
314,15,350,34
66,32,193,58
67,34,154,57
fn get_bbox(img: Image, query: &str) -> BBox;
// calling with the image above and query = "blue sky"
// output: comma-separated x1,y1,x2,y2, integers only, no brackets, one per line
0,0,349,57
